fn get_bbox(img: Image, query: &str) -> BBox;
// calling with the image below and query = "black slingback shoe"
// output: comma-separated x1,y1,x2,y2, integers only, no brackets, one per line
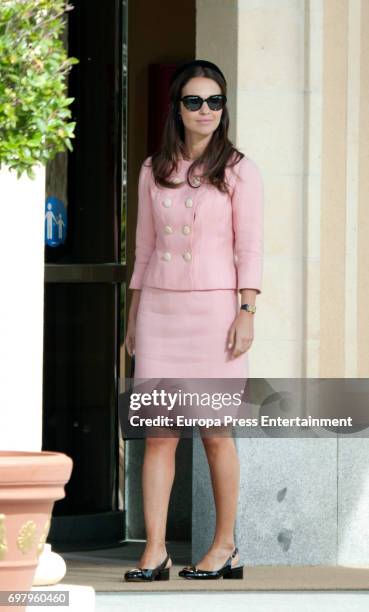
124,553,171,582
178,547,243,580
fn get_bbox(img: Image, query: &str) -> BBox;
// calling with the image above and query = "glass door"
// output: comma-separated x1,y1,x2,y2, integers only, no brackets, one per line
42,0,128,549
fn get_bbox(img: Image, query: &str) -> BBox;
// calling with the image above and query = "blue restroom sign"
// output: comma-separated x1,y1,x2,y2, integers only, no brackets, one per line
45,196,67,247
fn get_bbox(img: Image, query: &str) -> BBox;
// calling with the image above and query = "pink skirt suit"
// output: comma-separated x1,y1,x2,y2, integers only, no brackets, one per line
128,155,264,380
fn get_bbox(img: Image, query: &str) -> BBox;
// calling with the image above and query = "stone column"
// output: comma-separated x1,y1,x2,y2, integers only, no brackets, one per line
193,0,369,566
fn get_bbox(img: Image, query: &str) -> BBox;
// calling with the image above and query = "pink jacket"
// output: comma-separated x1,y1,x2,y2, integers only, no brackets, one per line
128,154,264,293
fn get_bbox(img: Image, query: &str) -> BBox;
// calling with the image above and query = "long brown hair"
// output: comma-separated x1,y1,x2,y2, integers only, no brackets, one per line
150,63,244,194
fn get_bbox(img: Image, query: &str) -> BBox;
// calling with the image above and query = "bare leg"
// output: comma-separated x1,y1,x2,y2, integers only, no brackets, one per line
194,435,241,570
137,435,180,569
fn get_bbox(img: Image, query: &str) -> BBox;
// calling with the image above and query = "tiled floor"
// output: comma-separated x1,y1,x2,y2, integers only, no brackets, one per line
55,541,369,610
60,541,369,592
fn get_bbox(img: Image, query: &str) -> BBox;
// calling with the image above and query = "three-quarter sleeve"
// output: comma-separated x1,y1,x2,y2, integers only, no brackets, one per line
128,159,156,290
231,157,264,294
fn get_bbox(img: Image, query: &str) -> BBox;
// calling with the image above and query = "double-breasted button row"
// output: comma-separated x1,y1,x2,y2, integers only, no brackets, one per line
163,224,191,235
171,175,201,186
162,250,192,262
161,197,194,208
161,193,194,263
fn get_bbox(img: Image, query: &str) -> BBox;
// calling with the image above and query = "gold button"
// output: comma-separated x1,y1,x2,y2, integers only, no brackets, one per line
183,251,192,261
173,177,181,184
164,225,173,234
182,225,191,235
192,176,201,186
163,198,172,208
162,251,171,261
185,198,193,208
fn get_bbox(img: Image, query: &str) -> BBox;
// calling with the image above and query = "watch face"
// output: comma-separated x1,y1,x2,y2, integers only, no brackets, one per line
242,304,255,313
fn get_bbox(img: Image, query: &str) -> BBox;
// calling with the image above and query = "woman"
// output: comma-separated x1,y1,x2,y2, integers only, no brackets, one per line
124,59,264,581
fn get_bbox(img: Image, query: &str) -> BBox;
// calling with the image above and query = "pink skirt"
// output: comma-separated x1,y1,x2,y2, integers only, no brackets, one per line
134,286,249,379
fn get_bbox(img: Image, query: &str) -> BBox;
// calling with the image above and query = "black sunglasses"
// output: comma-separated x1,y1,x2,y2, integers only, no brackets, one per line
179,94,227,112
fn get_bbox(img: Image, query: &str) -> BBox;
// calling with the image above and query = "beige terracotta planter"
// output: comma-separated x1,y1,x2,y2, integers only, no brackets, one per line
0,451,73,611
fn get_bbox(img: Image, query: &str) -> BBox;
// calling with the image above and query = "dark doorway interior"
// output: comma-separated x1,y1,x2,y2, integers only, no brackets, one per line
42,0,125,548
42,0,195,554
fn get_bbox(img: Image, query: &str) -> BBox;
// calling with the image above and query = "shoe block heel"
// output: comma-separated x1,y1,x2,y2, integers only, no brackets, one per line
156,567,170,581
223,565,244,579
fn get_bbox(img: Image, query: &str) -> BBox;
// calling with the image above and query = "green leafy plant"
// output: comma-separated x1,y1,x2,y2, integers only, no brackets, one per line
0,0,79,178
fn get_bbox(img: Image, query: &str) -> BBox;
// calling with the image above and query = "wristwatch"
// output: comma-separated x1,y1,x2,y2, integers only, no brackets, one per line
240,303,256,314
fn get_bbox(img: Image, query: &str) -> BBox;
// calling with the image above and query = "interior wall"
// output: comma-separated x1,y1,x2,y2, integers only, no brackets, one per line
126,0,196,314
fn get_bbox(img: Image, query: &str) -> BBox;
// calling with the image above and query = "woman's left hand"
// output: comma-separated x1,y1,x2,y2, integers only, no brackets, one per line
227,311,254,358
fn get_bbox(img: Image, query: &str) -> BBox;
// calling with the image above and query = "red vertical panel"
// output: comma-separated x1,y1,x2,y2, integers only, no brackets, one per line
147,63,179,156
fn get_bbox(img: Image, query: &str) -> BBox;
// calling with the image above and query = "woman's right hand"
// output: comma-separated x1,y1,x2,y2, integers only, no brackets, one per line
125,289,141,357
124,318,136,357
